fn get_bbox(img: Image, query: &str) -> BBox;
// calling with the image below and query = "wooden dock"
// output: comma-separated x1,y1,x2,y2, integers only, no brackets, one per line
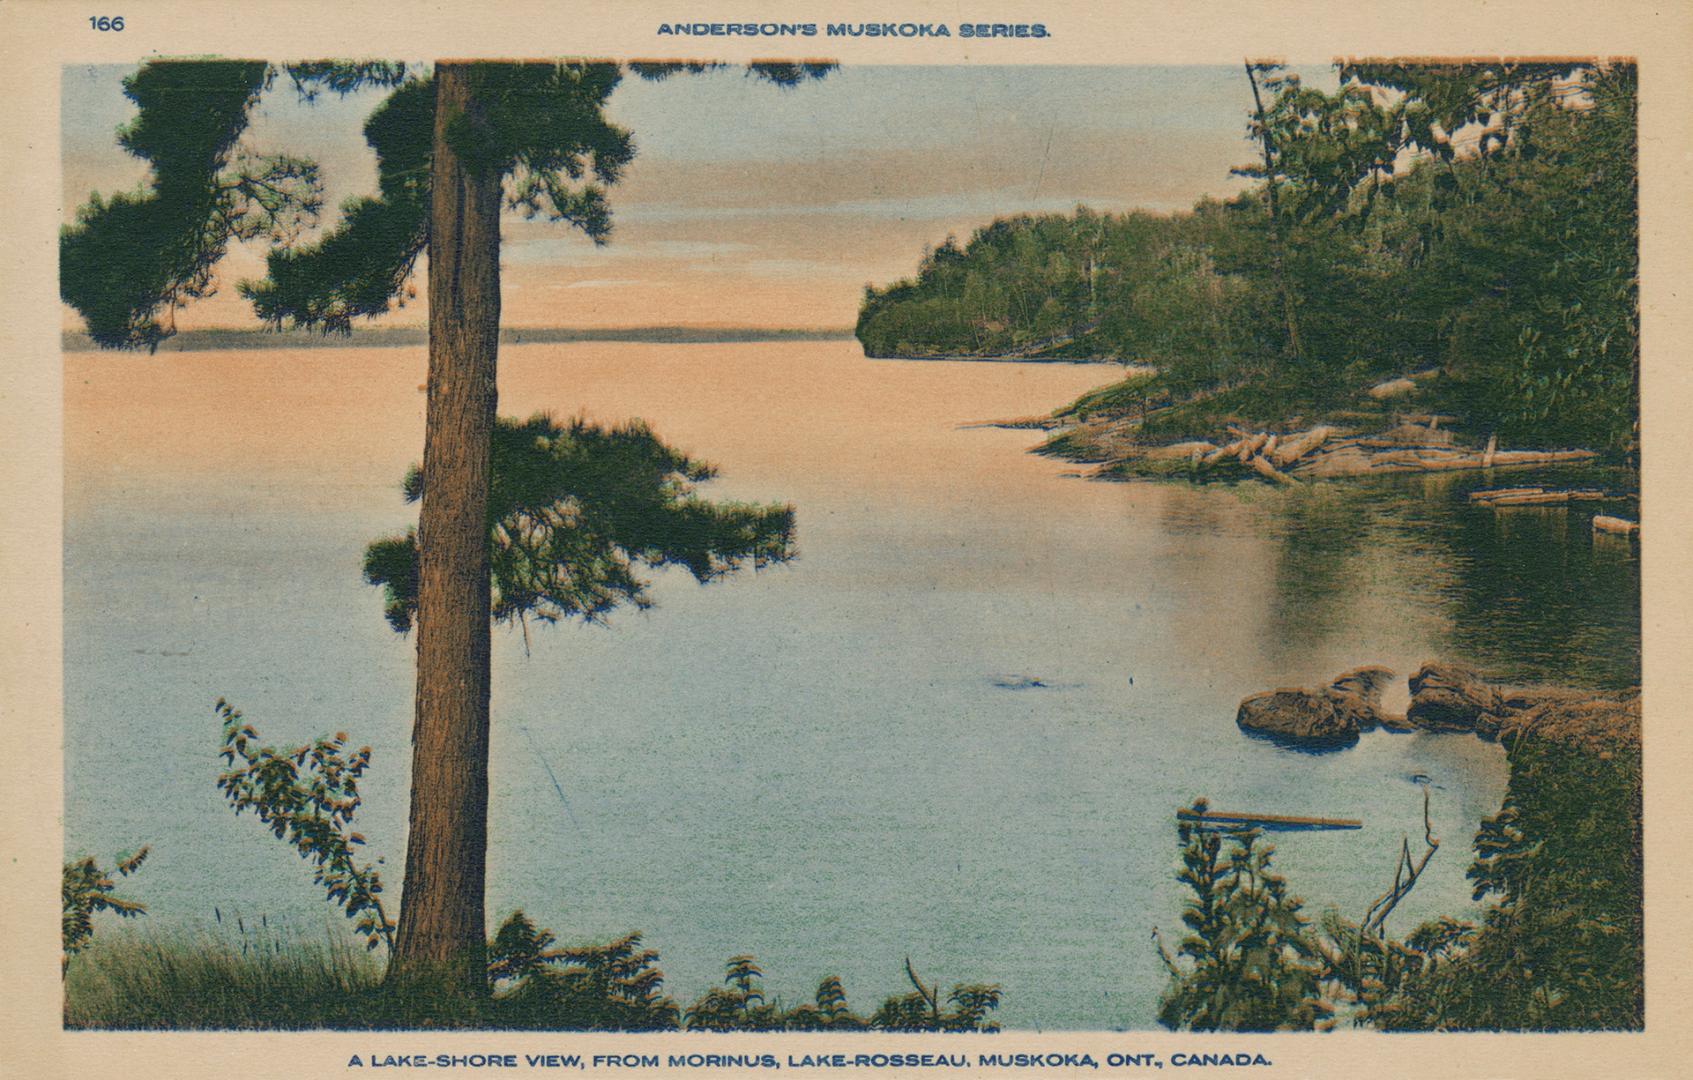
1177,809,1363,830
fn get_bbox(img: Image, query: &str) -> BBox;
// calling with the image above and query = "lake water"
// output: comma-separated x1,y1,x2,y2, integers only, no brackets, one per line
63,341,1638,1029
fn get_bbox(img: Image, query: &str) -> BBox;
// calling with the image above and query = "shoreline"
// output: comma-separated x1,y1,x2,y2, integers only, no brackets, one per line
1010,367,1639,495
60,325,857,353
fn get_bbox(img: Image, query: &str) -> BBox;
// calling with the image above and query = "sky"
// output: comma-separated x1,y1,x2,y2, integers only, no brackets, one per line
60,64,1333,330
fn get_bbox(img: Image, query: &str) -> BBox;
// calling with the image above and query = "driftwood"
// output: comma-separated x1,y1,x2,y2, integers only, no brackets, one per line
1269,425,1332,467
1298,444,1598,478
1470,487,1607,506
1592,515,1640,536
1154,418,1598,486
1249,454,1298,485
1467,486,1546,502
1362,785,1439,938
1488,448,1598,466
1178,808,1361,830
1201,438,1246,466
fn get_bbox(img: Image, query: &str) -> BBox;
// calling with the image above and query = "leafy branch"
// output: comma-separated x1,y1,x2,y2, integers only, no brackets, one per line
62,846,150,963
214,698,394,950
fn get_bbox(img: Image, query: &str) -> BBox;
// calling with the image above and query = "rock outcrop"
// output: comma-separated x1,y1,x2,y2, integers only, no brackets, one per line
1404,663,1504,734
1236,665,1400,747
1235,661,1638,754
1236,689,1360,745
1404,662,1639,751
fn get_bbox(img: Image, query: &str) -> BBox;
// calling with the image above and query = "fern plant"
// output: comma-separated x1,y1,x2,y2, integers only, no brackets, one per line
1155,799,1331,1031
490,912,679,1030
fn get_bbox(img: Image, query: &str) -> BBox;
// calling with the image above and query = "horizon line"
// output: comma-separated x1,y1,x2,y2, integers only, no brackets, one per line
62,325,860,353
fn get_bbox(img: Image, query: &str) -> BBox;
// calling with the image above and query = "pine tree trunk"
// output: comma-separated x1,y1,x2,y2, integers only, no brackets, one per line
1244,61,1304,363
388,62,501,992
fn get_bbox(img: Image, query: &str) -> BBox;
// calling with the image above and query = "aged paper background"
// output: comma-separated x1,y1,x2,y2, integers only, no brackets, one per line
3,0,1690,1076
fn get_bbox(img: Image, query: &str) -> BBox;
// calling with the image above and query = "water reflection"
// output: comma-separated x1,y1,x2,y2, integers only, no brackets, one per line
1248,465,1638,689
61,343,1634,1029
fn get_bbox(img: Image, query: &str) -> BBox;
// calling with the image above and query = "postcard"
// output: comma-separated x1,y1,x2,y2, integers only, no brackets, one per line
3,1,1691,1077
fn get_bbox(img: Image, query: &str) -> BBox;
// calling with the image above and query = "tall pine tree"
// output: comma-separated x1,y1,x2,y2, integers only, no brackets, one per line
62,58,829,993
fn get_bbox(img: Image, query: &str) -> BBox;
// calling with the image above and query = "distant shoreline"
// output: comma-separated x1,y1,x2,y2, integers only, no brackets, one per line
62,326,858,353
864,352,1122,365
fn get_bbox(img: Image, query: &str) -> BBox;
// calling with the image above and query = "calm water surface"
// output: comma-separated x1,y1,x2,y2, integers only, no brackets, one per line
63,341,1638,1029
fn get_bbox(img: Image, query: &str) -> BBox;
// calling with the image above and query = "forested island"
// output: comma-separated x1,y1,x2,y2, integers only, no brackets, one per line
858,62,1637,477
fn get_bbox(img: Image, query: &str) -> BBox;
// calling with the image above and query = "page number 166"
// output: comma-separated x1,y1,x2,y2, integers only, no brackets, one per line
89,16,125,30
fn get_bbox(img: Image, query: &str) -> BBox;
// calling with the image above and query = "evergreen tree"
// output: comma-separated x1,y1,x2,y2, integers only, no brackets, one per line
61,58,830,994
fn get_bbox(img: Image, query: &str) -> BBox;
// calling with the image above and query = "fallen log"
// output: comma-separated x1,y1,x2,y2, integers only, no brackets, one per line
1368,377,1417,400
1291,443,1375,478
1178,808,1362,831
1475,489,1607,506
1250,455,1299,485
1201,438,1247,466
1468,486,1545,502
1235,432,1270,463
1488,448,1599,466
1269,425,1332,467
1293,442,1600,479
1141,440,1217,461
1367,448,1472,469
1592,515,1640,536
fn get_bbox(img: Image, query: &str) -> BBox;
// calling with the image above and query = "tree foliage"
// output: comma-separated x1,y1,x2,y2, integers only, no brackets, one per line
1160,728,1643,1033
59,62,320,349
858,62,1638,454
215,699,394,950
62,847,150,962
362,413,795,635
241,64,637,334
1155,802,1331,1031
63,59,831,347
677,954,998,1032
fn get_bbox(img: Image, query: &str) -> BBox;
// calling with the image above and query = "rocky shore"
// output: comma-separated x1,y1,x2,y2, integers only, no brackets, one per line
1025,367,1631,490
1237,662,1640,754
1079,417,1600,484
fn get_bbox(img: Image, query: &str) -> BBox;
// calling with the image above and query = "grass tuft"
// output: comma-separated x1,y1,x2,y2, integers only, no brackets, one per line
65,928,383,1030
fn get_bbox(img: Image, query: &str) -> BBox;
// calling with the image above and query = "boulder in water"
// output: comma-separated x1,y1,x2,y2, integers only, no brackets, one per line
1405,663,1503,733
1328,665,1396,723
1236,666,1406,748
1237,688,1360,746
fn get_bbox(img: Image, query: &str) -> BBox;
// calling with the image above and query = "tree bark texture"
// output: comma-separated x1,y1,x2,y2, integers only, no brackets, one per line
389,62,502,990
